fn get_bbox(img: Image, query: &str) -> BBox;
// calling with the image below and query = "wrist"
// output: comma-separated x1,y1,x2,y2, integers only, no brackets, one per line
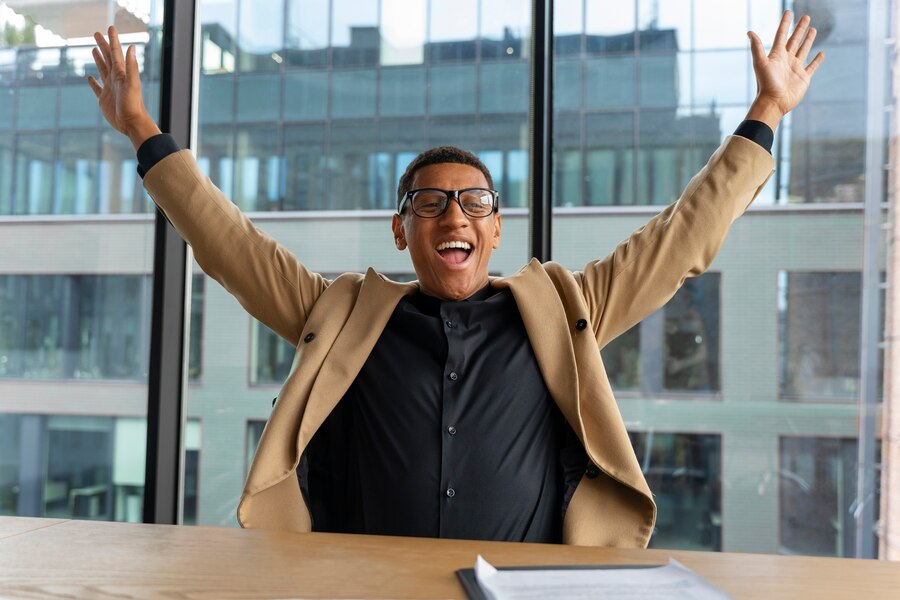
746,97,785,133
126,116,162,151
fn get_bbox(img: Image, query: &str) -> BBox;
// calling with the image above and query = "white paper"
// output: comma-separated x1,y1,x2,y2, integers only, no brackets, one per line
473,555,733,600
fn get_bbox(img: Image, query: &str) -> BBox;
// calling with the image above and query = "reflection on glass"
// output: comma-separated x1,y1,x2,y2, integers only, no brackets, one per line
0,0,161,525
189,275,205,381
586,0,635,36
779,272,861,400
252,323,295,386
602,324,640,390
631,431,721,551
286,0,329,67
246,420,266,476
664,275,720,392
0,275,151,381
779,436,877,557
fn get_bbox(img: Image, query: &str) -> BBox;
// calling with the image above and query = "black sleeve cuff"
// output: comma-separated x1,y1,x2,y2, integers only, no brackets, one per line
733,120,774,154
137,133,182,178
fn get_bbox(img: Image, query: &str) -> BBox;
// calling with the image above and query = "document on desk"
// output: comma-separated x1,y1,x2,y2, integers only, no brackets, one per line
459,555,733,600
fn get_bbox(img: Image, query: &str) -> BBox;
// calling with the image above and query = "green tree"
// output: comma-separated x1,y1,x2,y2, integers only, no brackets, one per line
1,15,36,47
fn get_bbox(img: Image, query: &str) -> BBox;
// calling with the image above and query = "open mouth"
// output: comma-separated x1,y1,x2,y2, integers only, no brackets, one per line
436,240,474,266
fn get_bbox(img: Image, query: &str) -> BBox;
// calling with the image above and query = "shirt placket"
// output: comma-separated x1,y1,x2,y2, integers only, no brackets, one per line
438,303,461,536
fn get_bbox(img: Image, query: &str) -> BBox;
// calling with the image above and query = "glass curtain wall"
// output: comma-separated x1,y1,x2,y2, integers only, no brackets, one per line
552,0,883,556
0,0,164,522
184,0,532,526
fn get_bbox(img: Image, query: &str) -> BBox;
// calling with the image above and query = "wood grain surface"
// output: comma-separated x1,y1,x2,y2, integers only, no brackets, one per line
0,517,898,599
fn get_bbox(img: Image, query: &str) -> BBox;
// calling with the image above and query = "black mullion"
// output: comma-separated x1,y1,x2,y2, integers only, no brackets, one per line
529,0,553,262
143,0,197,525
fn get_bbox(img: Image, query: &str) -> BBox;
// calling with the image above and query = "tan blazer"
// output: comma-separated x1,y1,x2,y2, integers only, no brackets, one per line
143,135,774,547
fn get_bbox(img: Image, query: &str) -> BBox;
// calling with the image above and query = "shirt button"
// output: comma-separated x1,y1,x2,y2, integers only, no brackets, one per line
448,371,458,381
445,320,454,328
575,319,588,331
303,332,316,343
446,487,456,498
448,425,457,435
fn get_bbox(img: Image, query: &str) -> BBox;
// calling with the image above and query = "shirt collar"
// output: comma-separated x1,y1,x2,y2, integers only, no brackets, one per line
411,282,496,314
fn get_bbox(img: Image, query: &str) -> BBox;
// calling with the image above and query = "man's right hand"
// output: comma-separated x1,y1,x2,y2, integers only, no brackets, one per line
88,26,161,151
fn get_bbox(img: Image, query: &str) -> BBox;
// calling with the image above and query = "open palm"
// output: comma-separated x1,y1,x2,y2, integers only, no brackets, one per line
749,11,825,118
87,27,159,149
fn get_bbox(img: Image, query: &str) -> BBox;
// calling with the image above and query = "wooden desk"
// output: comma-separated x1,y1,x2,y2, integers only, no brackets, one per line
0,517,897,599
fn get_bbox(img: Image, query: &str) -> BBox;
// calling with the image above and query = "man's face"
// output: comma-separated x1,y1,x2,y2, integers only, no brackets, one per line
391,163,502,301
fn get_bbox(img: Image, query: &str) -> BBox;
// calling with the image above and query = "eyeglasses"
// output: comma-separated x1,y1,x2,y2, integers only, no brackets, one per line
398,188,499,218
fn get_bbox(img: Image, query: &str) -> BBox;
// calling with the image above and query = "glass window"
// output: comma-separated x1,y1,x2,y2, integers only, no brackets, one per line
380,66,426,117
284,71,328,121
331,69,376,118
251,322,295,386
779,272,861,401
779,437,877,557
246,420,266,476
631,431,722,551
584,56,634,108
0,275,151,380
0,0,161,526
331,0,379,67
428,64,476,115
480,62,528,113
237,0,284,72
236,73,281,123
285,0,329,67
664,275,720,393
189,275,205,381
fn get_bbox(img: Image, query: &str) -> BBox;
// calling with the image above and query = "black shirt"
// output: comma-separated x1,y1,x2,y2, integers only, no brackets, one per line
301,285,585,543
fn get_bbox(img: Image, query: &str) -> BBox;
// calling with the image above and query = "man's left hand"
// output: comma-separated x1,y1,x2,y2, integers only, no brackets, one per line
746,10,825,131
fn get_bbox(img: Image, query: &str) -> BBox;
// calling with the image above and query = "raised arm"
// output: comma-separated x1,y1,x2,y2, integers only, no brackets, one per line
88,27,327,345
581,11,824,347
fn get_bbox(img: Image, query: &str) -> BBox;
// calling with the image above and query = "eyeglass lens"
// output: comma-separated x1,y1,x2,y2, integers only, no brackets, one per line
411,189,494,217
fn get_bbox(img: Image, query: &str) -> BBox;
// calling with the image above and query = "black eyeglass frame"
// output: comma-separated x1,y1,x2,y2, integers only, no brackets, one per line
397,188,500,218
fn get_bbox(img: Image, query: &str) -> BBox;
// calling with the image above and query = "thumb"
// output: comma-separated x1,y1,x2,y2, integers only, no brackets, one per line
747,31,767,68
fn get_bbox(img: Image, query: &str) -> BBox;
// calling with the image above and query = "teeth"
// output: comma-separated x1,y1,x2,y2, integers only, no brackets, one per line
436,241,472,251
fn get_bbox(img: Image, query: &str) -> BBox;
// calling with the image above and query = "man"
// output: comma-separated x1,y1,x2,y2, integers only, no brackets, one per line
89,11,823,546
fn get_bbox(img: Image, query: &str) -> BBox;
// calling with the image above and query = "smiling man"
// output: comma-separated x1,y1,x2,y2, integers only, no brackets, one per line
89,11,823,546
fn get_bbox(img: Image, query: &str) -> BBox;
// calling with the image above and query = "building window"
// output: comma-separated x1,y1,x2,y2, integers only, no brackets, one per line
188,275,205,381
779,436,879,557
778,272,861,400
0,275,152,381
246,420,266,477
602,273,720,395
629,431,722,551
250,324,296,386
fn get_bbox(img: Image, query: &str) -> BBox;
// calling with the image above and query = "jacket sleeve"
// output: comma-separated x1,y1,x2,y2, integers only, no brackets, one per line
577,135,775,348
142,150,328,346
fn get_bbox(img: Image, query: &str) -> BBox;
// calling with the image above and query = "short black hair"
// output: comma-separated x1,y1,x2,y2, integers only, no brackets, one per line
396,146,495,212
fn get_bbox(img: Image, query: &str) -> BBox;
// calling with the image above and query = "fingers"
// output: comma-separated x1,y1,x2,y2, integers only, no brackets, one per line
107,26,126,77
126,45,142,86
93,31,112,78
87,75,102,98
773,10,792,50
797,27,817,62
785,15,811,54
91,47,109,81
747,31,767,68
805,51,825,76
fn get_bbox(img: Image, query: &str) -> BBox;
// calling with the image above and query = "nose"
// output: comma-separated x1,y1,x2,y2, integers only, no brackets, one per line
439,194,470,226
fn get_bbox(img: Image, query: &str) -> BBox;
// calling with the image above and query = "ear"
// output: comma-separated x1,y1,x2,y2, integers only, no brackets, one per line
491,213,502,249
391,213,407,250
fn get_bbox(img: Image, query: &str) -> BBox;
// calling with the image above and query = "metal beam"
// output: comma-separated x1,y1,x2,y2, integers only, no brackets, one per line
143,0,197,526
529,0,553,261
856,0,888,559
